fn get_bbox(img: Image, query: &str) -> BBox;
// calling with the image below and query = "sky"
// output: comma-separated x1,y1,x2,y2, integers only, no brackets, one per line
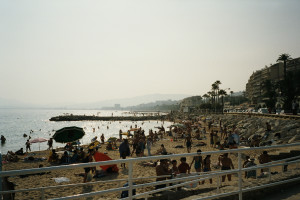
1,0,300,105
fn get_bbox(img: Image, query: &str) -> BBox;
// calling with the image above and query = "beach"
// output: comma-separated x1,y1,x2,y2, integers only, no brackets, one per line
3,118,300,200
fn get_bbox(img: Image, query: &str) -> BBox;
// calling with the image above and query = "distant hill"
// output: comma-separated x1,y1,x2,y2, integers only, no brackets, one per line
0,94,190,109
66,94,190,109
0,98,35,109
125,99,180,111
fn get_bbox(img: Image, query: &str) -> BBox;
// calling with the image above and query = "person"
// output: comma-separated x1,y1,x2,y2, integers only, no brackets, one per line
71,149,79,163
243,156,250,178
25,139,31,153
15,148,25,155
119,139,130,168
258,151,271,173
232,131,240,146
171,160,179,175
155,159,171,189
146,137,152,156
137,138,145,157
78,148,86,162
209,131,214,147
100,134,105,144
5,151,18,162
219,153,234,182
2,176,15,200
60,151,70,164
48,149,59,163
228,132,237,149
119,129,123,140
185,134,192,153
106,141,113,150
245,158,257,178
213,131,220,148
83,167,93,183
190,150,202,173
156,144,167,155
1,135,6,144
202,155,212,184
178,157,190,174
47,138,53,150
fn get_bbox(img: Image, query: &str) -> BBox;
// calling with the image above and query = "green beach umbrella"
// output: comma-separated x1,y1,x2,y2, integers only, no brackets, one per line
53,126,85,143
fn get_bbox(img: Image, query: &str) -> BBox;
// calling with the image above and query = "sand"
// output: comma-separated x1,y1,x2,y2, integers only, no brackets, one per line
3,122,300,200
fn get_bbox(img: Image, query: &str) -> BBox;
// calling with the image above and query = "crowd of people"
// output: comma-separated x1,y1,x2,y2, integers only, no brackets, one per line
1,116,279,199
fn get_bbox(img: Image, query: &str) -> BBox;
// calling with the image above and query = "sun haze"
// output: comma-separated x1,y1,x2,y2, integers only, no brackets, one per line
1,0,300,105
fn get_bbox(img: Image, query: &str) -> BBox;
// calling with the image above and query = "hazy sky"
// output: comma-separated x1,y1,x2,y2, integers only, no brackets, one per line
1,0,300,105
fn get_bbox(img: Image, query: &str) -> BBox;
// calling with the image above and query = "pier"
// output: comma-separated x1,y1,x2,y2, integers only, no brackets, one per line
49,114,167,121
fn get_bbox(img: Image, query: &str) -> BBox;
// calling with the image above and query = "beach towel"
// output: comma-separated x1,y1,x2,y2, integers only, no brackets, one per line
93,152,119,172
52,177,70,183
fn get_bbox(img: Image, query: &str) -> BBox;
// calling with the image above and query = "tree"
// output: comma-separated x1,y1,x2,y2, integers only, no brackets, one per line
279,72,298,110
214,80,222,103
277,53,292,80
202,94,210,103
219,89,227,113
230,91,234,104
262,79,277,112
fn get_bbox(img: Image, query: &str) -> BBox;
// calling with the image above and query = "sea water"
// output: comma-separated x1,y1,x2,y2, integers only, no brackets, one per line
0,109,172,154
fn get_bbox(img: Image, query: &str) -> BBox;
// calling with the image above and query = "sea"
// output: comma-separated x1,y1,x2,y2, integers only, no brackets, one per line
0,109,173,154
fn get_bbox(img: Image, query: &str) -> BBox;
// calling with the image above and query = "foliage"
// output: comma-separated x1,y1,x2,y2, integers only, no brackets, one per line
277,53,292,79
279,71,300,110
262,79,277,111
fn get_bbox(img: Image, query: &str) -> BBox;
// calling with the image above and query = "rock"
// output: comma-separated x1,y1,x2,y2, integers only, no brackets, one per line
288,135,300,143
243,123,251,129
274,120,280,128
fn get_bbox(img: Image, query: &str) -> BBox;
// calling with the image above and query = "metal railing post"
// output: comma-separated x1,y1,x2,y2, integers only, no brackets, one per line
238,152,242,200
268,167,271,182
217,175,220,193
128,161,133,199
41,188,45,200
0,152,2,200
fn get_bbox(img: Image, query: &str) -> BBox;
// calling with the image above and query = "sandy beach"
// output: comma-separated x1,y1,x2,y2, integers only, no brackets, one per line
3,120,300,200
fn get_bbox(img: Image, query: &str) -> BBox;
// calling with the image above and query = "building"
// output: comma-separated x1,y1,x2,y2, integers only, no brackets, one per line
246,57,300,106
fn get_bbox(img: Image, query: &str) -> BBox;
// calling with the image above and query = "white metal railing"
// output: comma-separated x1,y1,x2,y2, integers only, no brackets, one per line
0,142,300,200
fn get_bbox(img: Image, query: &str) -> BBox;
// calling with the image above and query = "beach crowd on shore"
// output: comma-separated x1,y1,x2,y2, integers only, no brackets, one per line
1,115,285,200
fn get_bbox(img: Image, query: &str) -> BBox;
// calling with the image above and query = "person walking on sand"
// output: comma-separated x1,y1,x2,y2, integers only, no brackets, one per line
100,134,105,144
47,138,53,150
219,153,234,182
119,139,130,168
190,150,203,173
202,155,212,184
146,137,152,156
185,134,192,153
26,139,31,153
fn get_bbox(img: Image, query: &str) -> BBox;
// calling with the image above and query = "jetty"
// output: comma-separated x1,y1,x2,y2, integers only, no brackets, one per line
49,114,167,121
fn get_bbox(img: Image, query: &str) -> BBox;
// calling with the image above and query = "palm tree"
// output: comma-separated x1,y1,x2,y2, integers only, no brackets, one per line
219,89,227,113
277,53,292,80
213,80,222,103
202,94,210,103
211,83,218,104
207,91,215,104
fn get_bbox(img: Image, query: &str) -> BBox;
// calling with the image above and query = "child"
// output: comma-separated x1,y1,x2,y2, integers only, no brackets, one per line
178,157,190,174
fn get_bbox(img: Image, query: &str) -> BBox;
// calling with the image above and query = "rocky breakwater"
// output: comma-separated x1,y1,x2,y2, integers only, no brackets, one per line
50,115,167,121
207,114,300,145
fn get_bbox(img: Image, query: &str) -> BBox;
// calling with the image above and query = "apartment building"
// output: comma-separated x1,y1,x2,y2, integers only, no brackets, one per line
246,57,300,105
